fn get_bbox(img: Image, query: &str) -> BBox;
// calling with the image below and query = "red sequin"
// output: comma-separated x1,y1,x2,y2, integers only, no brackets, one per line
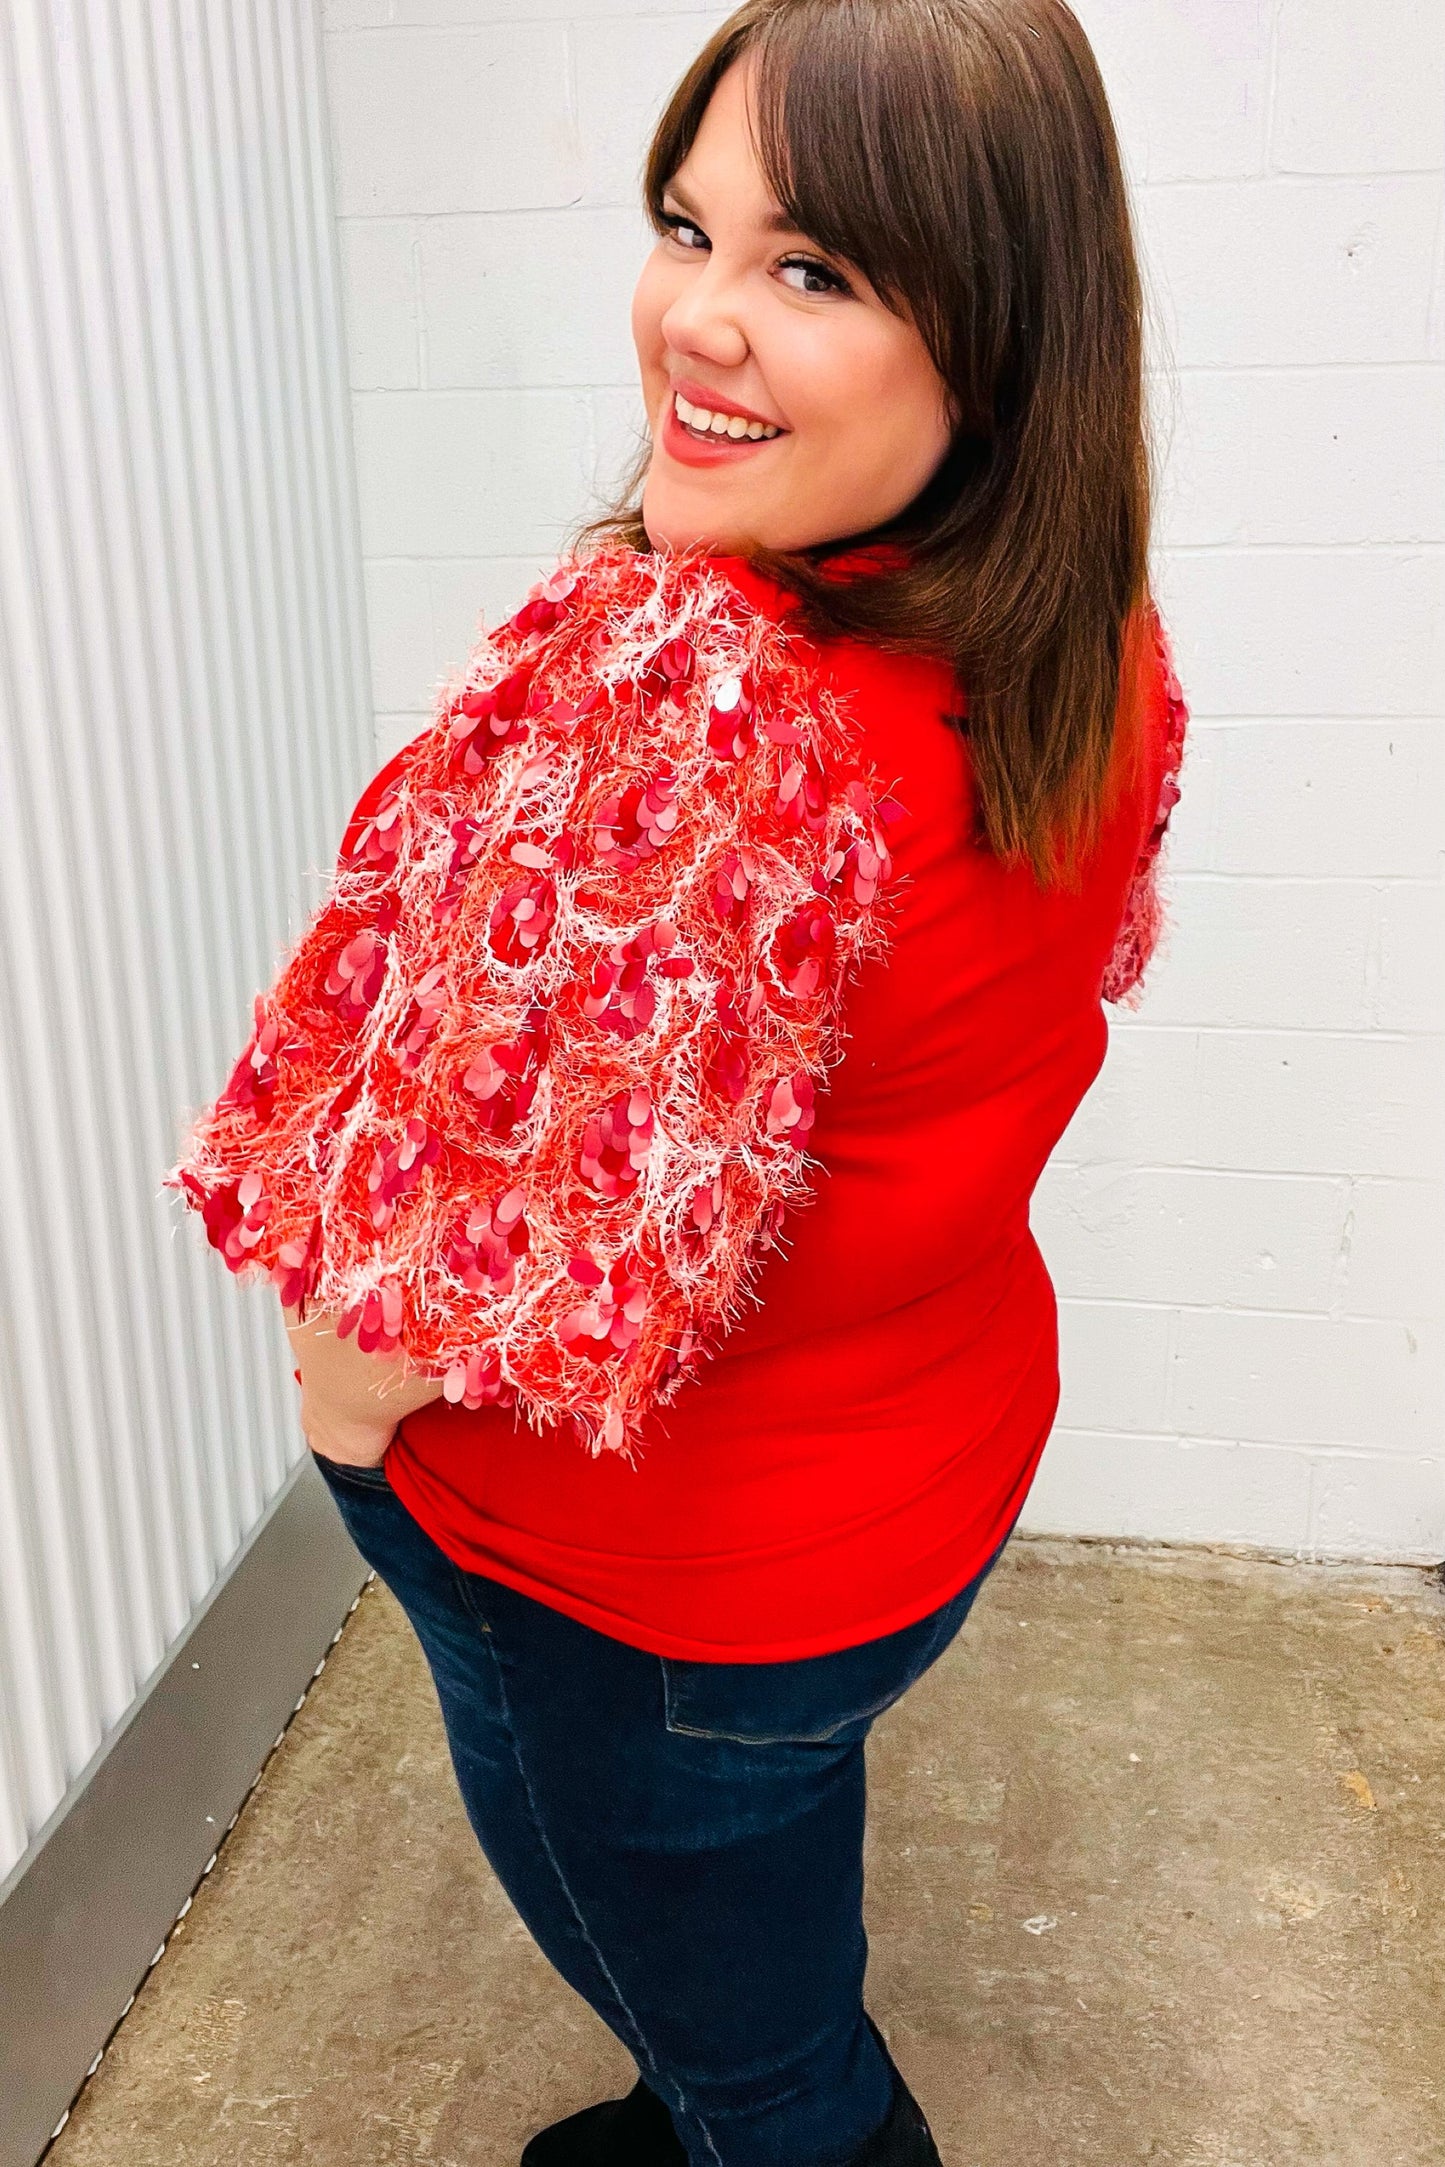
447,664,534,774
367,1116,442,1232
442,1347,514,1412
457,1005,549,1138
774,902,836,999
340,785,404,874
444,1185,529,1294
271,1212,323,1313
220,995,308,1121
489,871,557,966
559,1253,649,1367
396,964,449,1073
337,1279,405,1357
323,928,387,1023
583,920,695,1040
435,814,488,927
1101,605,1191,1007
764,1071,816,1149
707,671,756,760
593,773,681,872
578,1084,654,1200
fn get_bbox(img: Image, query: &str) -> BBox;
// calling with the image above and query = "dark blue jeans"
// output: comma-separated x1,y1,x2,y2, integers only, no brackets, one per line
312,1449,1007,2167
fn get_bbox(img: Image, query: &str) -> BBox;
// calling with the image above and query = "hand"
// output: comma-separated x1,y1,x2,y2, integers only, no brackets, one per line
283,1302,448,1467
298,1395,396,1471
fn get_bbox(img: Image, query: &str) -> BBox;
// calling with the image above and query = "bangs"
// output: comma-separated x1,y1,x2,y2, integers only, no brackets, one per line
646,2,969,351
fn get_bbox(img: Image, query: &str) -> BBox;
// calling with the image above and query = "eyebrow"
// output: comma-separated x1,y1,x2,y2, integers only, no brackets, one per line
661,178,805,239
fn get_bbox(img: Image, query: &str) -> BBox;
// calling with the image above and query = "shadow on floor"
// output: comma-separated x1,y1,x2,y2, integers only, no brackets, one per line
46,1538,1445,2166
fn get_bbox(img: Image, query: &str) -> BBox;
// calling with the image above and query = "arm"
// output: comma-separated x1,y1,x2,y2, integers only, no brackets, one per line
284,1304,449,1468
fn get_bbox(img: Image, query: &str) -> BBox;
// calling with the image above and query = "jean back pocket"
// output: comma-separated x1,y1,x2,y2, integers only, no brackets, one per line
310,1448,393,1493
659,1571,989,1747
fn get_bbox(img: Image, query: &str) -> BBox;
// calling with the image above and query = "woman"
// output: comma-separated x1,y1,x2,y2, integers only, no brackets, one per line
285,2,1186,2161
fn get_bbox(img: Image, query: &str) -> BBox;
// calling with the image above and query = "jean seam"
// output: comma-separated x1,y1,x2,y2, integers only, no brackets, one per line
450,1570,495,1635
477,1629,724,2167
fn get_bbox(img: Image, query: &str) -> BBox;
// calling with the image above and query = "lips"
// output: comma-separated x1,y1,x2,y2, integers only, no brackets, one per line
669,377,786,431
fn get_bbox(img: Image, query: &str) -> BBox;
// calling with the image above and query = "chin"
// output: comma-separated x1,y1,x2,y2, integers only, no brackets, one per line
642,489,744,558
641,462,832,559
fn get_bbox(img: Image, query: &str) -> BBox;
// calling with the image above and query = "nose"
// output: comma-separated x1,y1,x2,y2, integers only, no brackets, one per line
658,253,751,373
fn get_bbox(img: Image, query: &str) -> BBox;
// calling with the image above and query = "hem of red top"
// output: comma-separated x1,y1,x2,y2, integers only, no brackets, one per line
379,1408,1053,1666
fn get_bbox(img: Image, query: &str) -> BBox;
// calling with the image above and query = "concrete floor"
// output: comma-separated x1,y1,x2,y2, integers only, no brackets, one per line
47,1539,1445,2167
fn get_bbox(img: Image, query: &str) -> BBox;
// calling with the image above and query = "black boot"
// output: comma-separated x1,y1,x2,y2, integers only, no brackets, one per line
519,2071,686,2166
848,2011,944,2166
517,2011,939,2167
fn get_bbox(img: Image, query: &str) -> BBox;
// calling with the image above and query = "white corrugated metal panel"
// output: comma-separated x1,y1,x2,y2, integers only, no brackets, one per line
0,0,372,1885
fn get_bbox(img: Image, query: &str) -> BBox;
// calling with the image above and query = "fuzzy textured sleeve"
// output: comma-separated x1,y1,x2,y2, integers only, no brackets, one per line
164,544,904,1458
1100,598,1190,1009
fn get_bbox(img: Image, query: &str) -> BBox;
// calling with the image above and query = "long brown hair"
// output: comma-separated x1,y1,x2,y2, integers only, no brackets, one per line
573,0,1155,887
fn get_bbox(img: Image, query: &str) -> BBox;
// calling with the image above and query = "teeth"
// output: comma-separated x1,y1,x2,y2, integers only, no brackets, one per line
674,391,780,441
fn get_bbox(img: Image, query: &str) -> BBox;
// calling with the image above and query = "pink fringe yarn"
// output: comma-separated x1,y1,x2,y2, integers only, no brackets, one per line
1100,601,1190,1009
165,543,906,1459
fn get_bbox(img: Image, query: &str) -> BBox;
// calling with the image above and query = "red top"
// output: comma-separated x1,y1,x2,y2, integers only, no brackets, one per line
339,554,1178,1661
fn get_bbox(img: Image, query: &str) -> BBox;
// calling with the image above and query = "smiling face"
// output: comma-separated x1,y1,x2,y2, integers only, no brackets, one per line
631,52,958,557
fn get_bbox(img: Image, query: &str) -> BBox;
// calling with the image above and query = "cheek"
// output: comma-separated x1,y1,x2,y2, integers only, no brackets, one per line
794,332,948,474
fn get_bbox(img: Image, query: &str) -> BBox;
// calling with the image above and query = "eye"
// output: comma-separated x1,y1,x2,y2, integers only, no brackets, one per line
656,209,709,252
776,254,852,298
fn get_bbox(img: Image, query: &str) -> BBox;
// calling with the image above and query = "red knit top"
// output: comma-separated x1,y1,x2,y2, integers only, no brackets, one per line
339,554,1182,1662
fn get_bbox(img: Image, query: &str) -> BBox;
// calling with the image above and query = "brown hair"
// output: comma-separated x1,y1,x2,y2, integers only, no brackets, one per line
573,0,1156,886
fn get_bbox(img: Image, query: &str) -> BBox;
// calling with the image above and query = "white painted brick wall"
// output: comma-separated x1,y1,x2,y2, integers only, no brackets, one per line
319,0,1445,1562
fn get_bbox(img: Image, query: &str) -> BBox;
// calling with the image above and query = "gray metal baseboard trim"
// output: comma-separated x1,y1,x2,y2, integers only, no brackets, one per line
0,1456,368,2167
